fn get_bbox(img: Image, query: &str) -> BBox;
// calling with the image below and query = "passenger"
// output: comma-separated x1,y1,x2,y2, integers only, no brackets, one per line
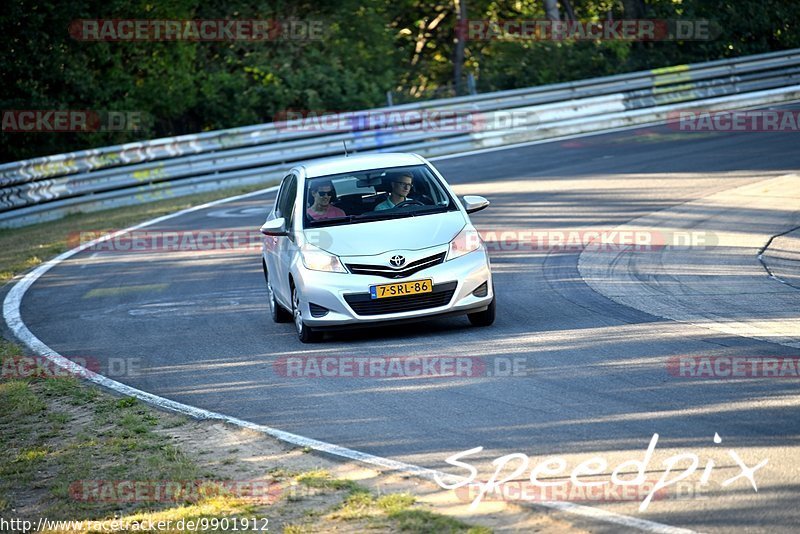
307,180,346,220
374,172,413,210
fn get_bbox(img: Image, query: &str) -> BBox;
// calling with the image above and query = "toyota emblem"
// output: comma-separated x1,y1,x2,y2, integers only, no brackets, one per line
389,255,406,268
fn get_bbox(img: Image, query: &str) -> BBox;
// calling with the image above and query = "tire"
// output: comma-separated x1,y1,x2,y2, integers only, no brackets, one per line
292,285,322,343
263,260,291,323
468,296,496,327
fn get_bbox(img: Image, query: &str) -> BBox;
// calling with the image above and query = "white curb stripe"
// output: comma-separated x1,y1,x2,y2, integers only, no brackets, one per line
4,140,699,533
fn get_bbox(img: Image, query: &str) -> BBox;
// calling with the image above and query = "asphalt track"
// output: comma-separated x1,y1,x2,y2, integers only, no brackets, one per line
8,117,800,532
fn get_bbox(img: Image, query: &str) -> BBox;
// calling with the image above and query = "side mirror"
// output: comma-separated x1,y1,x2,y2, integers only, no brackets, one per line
260,218,288,236
463,195,490,214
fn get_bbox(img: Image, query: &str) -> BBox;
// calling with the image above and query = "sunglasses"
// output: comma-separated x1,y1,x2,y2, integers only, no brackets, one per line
393,182,413,188
314,190,333,197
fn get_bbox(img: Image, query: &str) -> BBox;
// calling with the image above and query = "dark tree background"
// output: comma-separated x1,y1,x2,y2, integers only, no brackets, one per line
1,0,797,162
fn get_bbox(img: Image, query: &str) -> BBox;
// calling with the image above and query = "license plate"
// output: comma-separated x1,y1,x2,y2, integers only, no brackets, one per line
370,279,433,299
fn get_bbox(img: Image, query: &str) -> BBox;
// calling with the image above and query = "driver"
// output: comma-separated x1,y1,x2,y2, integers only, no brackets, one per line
374,171,413,210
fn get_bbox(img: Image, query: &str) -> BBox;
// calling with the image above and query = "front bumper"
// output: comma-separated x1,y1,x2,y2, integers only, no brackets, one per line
292,247,493,328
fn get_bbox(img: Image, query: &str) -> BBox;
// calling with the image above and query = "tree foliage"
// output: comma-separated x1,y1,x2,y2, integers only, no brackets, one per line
1,0,797,162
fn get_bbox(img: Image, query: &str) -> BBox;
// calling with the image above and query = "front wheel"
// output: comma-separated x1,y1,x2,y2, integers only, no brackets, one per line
468,296,496,327
263,261,291,323
292,285,322,343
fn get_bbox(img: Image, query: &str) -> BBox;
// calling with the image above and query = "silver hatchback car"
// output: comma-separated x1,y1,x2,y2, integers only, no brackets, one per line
260,152,495,342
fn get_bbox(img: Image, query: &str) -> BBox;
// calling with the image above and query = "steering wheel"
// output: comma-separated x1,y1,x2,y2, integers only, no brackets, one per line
395,199,425,209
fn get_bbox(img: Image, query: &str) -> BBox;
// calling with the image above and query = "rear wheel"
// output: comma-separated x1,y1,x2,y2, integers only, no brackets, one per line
263,260,291,323
292,285,322,343
468,296,496,327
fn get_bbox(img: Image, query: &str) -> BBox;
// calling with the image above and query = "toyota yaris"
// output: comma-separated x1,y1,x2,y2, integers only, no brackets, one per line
260,152,495,342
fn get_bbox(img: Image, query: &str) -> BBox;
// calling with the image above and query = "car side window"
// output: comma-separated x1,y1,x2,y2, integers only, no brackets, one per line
274,174,292,216
278,174,298,230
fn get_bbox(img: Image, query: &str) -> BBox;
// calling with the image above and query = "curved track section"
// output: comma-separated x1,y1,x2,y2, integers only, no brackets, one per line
6,119,800,533
579,174,800,348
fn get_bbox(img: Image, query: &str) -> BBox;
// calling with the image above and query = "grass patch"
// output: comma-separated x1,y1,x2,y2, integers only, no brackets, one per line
116,397,139,409
97,495,260,534
266,467,300,479
0,337,23,359
40,377,100,405
376,492,416,513
0,364,216,522
283,525,314,534
38,495,260,534
295,469,364,493
387,509,492,533
293,479,491,533
0,446,49,484
47,411,71,425
0,346,493,533
0,380,47,418
331,490,375,520
324,488,486,532
161,418,187,429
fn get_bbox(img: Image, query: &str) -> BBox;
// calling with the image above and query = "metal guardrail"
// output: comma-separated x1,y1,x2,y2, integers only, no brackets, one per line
2,48,800,228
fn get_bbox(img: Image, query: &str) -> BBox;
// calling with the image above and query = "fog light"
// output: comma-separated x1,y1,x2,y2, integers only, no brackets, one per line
309,303,329,317
472,282,488,297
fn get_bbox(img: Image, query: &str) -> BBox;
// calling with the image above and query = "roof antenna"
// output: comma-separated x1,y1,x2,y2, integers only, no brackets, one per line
342,140,349,157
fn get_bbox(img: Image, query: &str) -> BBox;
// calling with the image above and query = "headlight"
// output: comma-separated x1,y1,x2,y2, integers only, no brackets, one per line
446,226,482,261
300,244,347,273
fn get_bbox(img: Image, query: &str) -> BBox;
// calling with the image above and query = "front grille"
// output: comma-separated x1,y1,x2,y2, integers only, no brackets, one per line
344,281,457,316
345,252,446,279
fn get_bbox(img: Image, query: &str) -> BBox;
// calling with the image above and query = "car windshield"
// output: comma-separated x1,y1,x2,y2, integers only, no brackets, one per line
303,164,457,228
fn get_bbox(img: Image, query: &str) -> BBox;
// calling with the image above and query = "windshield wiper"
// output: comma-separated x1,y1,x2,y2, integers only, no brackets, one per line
410,206,448,215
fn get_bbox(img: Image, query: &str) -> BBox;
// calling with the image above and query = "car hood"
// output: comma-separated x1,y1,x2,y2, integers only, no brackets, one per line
304,211,466,257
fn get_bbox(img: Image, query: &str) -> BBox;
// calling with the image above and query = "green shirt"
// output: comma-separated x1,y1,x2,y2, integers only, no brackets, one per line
375,197,412,210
